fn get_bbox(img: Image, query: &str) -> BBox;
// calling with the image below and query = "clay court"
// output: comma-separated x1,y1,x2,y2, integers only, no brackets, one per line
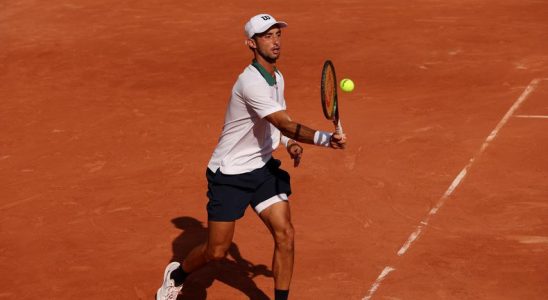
1,0,547,299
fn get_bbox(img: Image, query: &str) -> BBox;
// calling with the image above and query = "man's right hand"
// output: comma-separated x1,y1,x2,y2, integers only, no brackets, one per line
330,133,347,149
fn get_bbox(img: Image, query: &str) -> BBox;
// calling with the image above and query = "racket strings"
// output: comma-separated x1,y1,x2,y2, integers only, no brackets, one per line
322,67,336,117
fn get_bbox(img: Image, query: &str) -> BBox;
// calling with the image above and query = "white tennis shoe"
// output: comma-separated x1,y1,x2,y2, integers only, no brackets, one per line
156,262,183,300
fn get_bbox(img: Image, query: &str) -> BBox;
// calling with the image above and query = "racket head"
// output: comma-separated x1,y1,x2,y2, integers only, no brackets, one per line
320,60,338,121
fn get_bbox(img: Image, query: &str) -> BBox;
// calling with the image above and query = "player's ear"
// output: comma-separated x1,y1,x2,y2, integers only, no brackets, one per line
245,38,257,49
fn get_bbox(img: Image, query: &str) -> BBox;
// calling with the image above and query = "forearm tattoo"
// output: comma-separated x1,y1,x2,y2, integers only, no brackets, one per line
295,123,302,140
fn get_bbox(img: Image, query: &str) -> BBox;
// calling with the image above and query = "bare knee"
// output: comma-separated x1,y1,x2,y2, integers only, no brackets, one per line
274,223,295,252
206,245,229,262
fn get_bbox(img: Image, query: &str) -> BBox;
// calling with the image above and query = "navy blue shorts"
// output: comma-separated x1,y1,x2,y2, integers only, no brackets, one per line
206,158,291,221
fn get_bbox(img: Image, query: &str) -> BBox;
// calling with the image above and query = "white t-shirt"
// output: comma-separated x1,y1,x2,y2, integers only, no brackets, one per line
207,62,287,174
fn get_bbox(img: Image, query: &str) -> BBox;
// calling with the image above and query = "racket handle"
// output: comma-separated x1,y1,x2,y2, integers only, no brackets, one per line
335,119,344,135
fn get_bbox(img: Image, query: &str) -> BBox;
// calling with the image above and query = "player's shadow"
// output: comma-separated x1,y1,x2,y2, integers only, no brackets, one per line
170,216,273,300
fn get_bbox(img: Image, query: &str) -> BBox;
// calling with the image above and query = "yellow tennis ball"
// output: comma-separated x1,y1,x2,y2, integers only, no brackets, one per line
340,78,355,92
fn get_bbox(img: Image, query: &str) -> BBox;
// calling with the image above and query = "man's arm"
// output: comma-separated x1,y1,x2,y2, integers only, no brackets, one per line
265,110,346,149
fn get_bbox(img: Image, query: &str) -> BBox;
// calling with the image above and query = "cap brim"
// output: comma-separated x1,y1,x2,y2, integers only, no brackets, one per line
275,21,288,28
255,21,288,36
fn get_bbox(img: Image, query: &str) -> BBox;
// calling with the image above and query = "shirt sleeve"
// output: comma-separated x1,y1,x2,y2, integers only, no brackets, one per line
242,83,284,119
280,135,290,148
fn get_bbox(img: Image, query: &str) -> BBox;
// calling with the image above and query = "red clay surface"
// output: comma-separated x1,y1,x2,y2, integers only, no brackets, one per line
1,0,547,299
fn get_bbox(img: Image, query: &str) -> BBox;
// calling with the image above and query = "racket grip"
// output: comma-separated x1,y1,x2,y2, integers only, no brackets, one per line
335,119,344,135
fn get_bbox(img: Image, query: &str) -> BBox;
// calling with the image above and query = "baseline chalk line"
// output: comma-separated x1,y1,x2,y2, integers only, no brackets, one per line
515,115,548,119
363,78,544,299
362,266,395,300
399,78,542,255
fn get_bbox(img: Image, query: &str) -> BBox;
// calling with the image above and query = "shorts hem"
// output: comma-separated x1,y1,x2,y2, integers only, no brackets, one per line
254,193,288,214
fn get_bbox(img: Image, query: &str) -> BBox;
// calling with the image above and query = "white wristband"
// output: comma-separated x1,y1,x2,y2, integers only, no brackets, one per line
280,135,290,148
314,131,332,147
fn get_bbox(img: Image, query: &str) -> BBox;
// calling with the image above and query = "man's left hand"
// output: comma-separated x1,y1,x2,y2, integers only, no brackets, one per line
287,142,303,167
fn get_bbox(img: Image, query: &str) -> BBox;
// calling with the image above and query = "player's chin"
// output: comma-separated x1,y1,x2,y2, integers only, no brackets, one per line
270,51,280,59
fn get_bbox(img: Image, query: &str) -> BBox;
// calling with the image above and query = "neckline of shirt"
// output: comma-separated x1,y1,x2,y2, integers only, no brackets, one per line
251,59,280,86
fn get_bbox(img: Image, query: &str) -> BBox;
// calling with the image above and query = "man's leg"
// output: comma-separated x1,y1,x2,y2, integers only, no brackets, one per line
259,201,295,293
157,221,236,299
182,220,236,272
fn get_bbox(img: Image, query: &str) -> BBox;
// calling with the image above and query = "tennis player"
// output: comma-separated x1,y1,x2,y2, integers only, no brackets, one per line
156,13,347,300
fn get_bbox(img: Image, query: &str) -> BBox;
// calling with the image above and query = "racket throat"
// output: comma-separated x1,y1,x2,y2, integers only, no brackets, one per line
334,119,343,135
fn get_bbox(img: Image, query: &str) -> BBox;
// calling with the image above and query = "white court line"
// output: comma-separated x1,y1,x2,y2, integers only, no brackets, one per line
362,266,395,300
363,77,547,299
515,115,548,119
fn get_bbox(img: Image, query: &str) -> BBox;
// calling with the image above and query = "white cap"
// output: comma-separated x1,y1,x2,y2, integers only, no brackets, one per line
244,14,288,38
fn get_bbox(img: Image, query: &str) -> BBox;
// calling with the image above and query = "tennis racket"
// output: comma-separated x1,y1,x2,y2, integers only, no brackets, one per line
320,60,343,135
